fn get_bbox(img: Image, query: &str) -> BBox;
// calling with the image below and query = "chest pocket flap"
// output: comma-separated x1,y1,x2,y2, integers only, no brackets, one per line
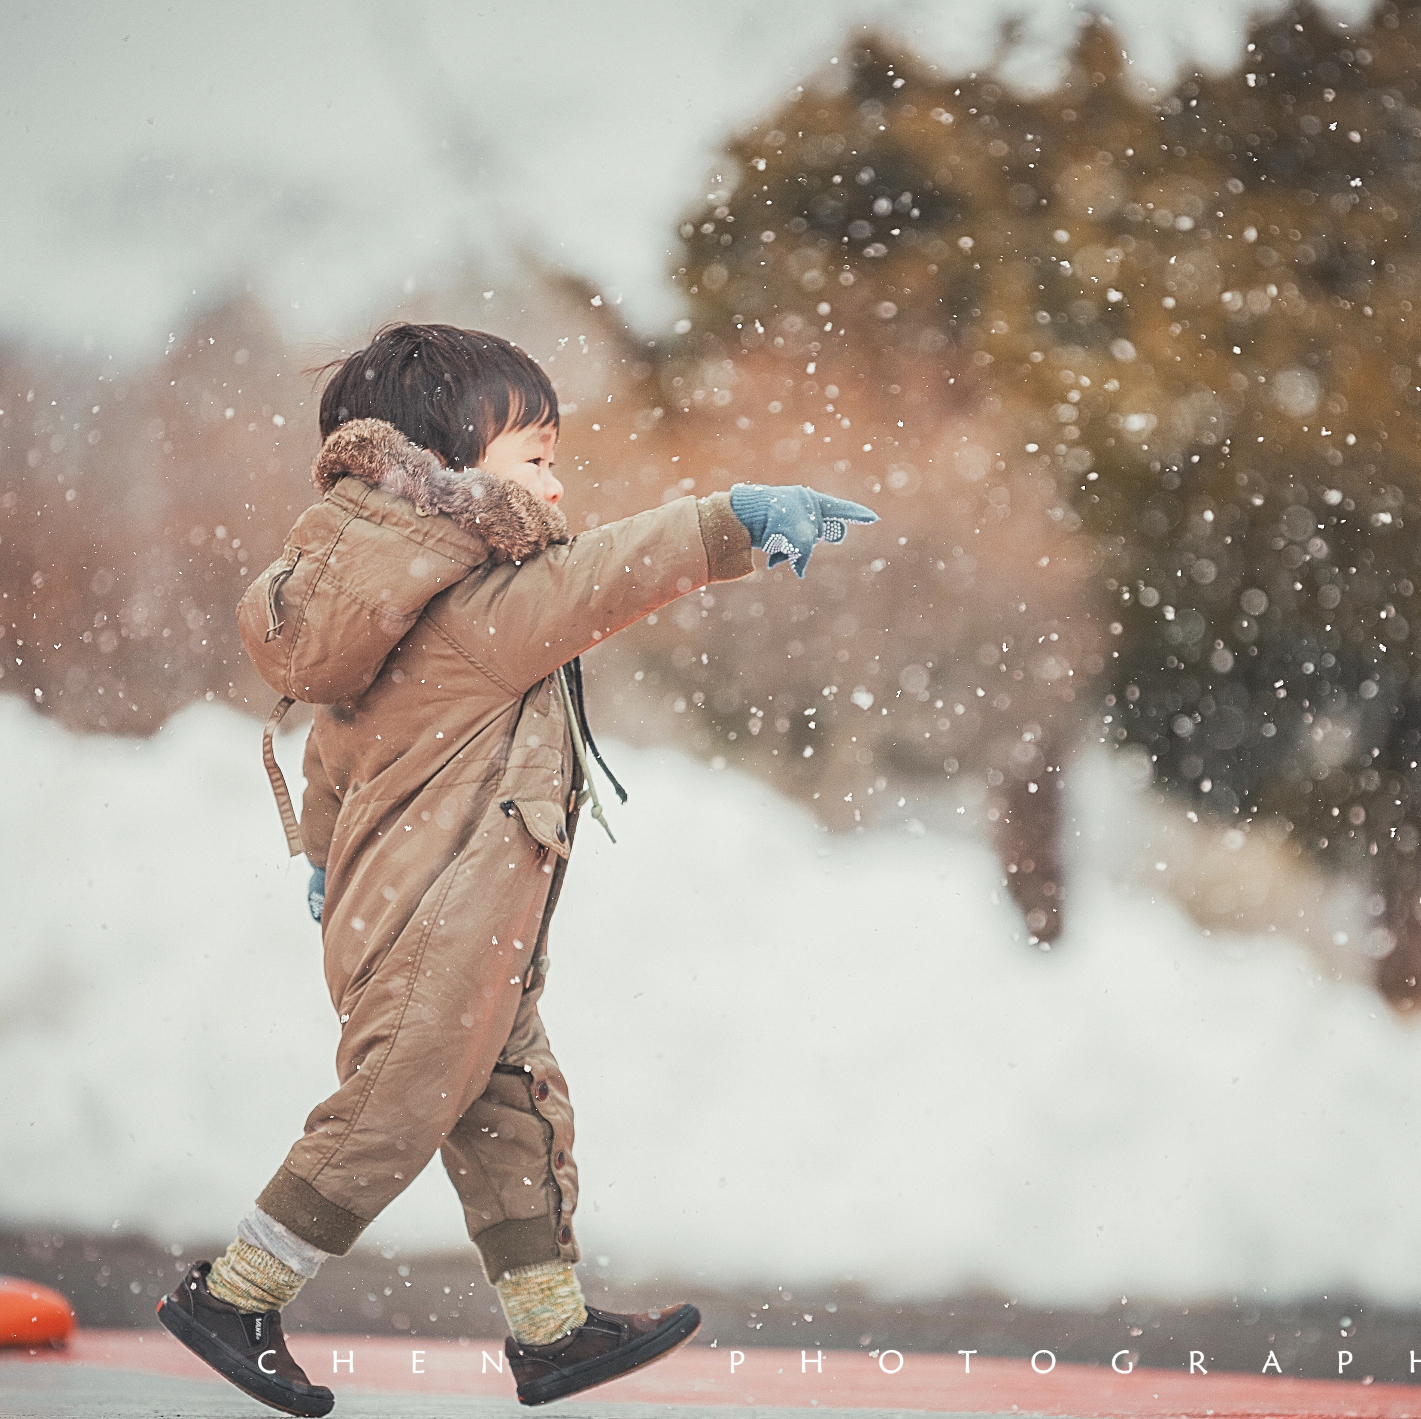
505,796,570,860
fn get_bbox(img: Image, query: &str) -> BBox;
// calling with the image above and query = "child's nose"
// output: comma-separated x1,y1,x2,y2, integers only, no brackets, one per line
545,473,564,505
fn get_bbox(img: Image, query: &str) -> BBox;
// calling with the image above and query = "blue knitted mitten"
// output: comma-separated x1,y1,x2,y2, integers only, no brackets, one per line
307,865,326,923
729,484,878,577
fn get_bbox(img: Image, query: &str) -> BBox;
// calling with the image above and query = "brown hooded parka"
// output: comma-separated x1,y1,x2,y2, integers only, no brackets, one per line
236,418,752,1279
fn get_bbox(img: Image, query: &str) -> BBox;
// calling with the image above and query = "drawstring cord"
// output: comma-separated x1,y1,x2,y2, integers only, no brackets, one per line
569,656,627,804
555,666,616,843
556,658,627,844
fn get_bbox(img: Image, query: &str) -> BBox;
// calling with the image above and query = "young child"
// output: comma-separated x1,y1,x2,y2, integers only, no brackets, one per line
157,323,876,1415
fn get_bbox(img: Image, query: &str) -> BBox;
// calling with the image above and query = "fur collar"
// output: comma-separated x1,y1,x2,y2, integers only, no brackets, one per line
312,418,568,564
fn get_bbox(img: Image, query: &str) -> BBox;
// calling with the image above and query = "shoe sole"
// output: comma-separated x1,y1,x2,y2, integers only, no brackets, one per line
156,1296,335,1418
516,1304,702,1406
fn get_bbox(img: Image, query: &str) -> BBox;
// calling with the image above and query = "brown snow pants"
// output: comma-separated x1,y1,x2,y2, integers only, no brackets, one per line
256,828,580,1283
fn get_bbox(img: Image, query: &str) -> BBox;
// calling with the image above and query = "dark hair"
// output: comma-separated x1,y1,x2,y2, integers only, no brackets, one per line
316,323,558,467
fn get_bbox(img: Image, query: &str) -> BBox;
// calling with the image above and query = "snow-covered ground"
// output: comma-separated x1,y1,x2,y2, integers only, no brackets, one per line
5,696,1421,1306
2,0,1373,354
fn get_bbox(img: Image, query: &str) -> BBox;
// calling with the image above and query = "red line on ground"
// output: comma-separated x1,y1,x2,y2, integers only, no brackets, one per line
8,1329,1421,1417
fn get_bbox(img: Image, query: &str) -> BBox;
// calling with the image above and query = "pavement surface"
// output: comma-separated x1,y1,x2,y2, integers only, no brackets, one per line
14,1231,1421,1385
6,1331,1421,1419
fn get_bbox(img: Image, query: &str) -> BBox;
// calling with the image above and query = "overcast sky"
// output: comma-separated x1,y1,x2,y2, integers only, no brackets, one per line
2,0,1372,355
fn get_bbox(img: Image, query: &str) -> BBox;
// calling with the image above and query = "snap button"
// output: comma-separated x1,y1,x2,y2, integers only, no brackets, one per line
555,824,567,843
558,1225,572,1244
535,1081,550,1101
555,1150,565,1167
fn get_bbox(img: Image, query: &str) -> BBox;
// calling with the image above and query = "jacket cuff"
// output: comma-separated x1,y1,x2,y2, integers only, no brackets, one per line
696,492,754,583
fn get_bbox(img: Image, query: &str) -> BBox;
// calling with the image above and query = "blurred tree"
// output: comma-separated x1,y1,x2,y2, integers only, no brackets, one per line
577,28,1111,947
1058,0,1421,1007
0,297,313,732
612,0,1421,1001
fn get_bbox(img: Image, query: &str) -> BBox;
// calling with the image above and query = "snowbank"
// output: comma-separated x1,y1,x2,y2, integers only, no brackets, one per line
4,697,1421,1305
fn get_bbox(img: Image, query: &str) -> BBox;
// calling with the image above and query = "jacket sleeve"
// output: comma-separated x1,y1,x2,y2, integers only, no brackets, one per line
299,729,342,871
426,492,752,695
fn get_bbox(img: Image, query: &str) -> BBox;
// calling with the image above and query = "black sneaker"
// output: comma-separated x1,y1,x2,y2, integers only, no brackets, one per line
156,1262,334,1417
506,1302,701,1406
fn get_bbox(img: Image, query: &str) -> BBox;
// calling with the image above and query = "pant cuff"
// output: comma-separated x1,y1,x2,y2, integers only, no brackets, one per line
474,1216,578,1283
256,1169,368,1256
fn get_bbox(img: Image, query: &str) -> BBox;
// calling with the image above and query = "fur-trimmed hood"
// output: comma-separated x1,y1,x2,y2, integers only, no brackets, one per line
312,418,568,564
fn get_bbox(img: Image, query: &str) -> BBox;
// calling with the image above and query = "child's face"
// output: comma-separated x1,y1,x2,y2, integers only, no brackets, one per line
479,421,562,505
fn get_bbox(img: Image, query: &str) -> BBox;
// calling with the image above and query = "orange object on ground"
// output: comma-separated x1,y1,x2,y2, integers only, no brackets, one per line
0,1275,75,1347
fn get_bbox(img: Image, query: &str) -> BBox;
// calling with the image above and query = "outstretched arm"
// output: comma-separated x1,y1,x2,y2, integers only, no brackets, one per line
428,493,752,695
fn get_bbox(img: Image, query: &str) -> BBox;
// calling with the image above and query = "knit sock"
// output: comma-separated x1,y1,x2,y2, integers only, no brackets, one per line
496,1260,588,1345
207,1238,308,1314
